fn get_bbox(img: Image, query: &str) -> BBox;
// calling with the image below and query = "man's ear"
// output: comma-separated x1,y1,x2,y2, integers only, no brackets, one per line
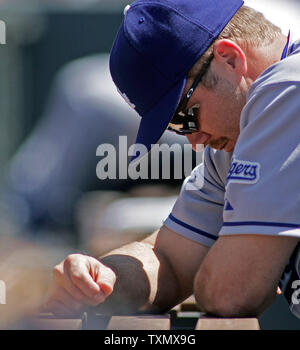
213,39,247,77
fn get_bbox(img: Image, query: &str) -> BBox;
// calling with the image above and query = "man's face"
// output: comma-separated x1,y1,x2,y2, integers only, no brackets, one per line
185,74,247,153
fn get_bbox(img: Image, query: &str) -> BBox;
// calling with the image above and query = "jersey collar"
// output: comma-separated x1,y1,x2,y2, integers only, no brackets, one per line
281,30,295,60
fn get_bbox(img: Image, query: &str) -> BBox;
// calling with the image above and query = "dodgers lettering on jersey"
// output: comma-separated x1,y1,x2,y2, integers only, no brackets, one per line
227,159,260,185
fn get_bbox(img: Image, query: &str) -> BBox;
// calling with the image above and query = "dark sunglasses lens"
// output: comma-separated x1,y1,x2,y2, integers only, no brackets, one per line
168,107,198,135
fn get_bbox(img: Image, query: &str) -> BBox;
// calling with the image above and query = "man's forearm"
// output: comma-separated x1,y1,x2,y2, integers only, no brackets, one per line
98,242,160,314
95,233,182,314
46,227,207,317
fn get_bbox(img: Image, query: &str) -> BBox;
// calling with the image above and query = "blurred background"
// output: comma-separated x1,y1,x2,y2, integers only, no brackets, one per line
0,0,299,329
0,0,191,251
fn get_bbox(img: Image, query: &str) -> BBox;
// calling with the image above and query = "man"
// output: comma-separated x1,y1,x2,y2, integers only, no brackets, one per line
45,0,300,318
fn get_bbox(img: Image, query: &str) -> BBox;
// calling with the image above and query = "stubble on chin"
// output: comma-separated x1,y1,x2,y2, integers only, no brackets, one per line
208,137,228,150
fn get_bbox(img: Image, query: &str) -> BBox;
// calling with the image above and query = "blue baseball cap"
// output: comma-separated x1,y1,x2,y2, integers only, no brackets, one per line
109,0,244,161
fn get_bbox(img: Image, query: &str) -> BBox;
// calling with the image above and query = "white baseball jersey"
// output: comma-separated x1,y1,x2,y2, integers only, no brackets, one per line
164,37,300,317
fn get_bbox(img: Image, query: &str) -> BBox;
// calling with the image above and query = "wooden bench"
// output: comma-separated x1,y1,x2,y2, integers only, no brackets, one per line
11,294,259,330
28,314,83,330
106,315,171,330
195,317,259,330
25,311,259,330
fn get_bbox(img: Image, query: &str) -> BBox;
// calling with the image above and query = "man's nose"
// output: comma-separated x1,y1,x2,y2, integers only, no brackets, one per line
186,131,210,147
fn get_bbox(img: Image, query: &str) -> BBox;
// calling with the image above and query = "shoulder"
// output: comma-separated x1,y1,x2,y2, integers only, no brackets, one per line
196,147,232,189
241,41,300,130
250,39,300,94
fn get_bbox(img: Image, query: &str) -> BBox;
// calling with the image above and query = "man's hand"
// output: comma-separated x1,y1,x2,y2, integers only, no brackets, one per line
45,254,116,316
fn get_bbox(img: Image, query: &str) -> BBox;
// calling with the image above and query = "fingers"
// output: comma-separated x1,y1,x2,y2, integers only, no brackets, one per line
46,254,116,316
94,261,116,298
53,260,87,303
67,256,102,301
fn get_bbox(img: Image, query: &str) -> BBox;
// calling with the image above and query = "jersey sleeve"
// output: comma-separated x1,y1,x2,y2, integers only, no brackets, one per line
163,147,230,247
220,80,300,238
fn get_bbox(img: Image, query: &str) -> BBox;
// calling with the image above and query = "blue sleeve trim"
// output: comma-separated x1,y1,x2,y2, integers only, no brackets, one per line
223,221,300,228
169,213,218,241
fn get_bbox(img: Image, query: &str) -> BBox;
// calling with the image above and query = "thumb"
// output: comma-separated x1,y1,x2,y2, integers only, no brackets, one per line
96,263,116,299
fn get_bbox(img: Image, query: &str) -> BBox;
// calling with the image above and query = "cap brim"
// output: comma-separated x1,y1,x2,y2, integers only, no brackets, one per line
130,77,186,163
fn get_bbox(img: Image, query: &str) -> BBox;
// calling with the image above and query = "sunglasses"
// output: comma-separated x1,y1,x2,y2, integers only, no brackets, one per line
167,53,214,135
